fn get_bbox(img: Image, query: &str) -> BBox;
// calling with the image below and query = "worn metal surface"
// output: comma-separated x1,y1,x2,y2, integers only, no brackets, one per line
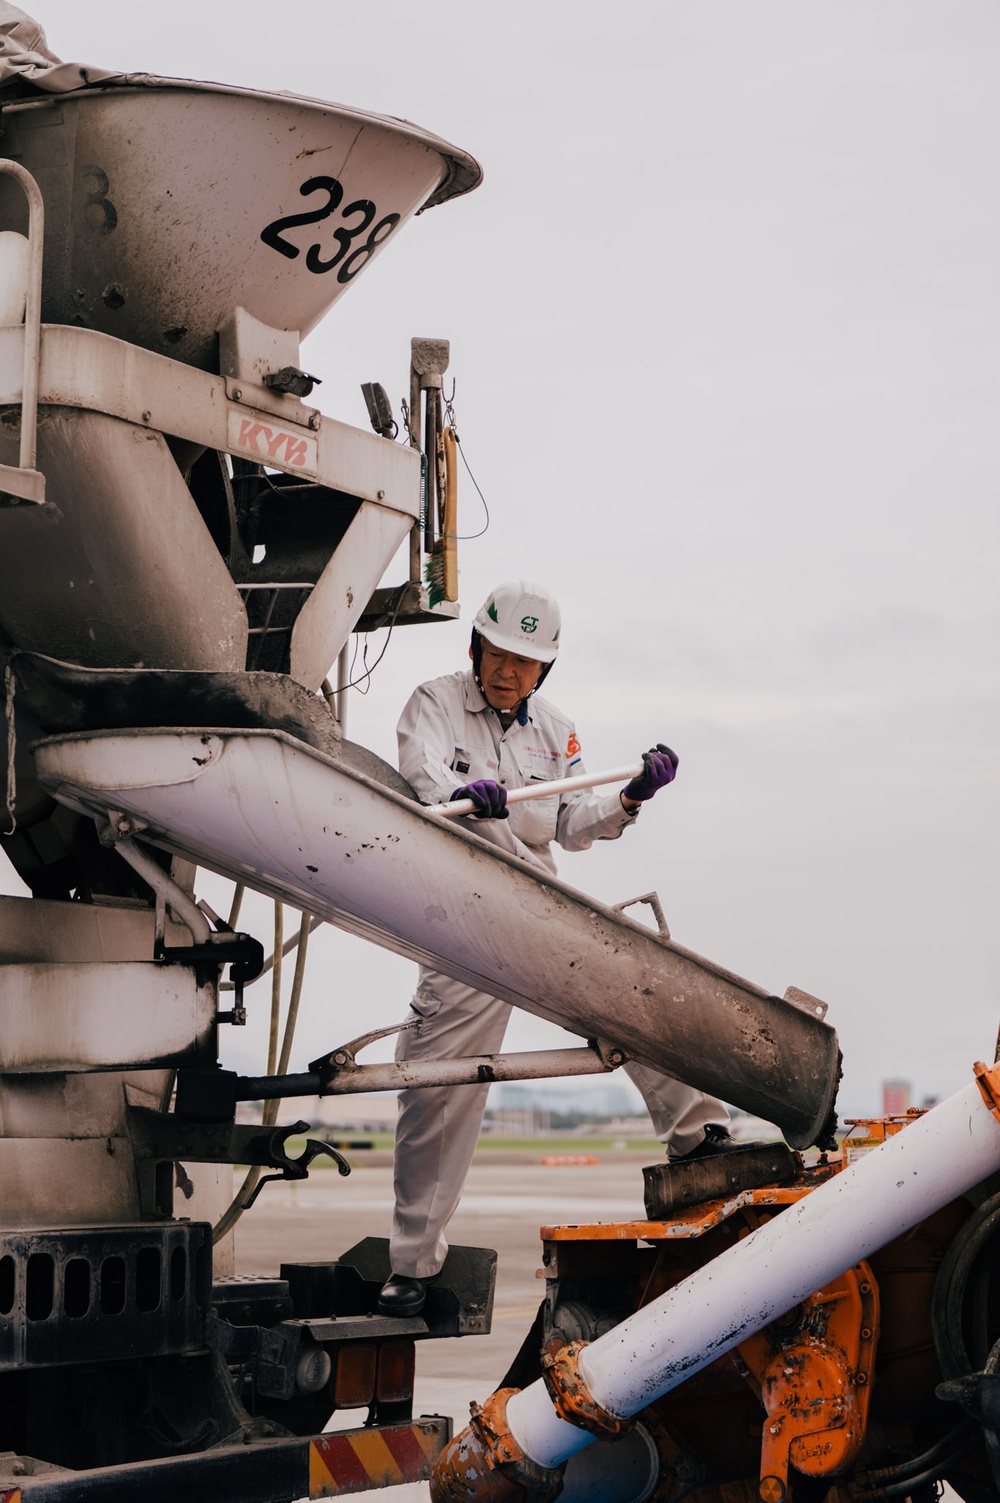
35,727,841,1149
0,79,481,371
0,1137,157,1229
0,1063,174,1227
288,500,413,691
0,961,214,1072
539,1182,820,1247
0,884,183,1223
0,892,168,964
0,324,424,501
0,407,247,670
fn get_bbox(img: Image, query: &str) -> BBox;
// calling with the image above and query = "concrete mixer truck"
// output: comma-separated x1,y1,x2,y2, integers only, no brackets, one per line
0,8,994,1502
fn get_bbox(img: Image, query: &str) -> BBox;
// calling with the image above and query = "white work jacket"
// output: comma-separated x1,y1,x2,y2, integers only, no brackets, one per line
397,669,638,875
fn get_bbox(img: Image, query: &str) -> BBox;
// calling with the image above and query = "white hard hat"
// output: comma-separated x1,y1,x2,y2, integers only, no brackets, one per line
473,579,561,663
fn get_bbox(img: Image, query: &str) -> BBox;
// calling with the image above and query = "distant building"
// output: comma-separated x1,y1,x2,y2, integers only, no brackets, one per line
251,1091,399,1133
485,1107,551,1136
489,1080,641,1118
882,1079,911,1116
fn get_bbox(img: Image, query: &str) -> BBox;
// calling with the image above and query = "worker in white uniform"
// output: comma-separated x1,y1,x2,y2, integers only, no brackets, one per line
379,580,742,1316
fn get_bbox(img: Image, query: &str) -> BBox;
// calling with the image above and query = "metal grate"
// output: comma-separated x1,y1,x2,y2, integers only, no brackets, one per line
0,1223,212,1369
238,582,314,670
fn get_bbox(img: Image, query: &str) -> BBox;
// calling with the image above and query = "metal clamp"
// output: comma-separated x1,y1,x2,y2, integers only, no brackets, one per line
429,1386,564,1500
468,1387,565,1495
540,1340,634,1440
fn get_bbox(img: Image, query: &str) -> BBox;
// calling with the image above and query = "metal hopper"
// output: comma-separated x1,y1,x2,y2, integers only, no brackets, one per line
0,76,481,370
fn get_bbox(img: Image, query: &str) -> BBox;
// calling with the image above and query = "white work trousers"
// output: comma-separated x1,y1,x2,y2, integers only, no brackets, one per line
388,969,730,1279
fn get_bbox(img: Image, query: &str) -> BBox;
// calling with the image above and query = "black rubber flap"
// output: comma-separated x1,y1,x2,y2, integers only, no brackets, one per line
642,1141,802,1217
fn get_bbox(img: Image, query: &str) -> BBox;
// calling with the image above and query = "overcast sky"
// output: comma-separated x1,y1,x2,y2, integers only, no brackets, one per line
18,1,1000,1121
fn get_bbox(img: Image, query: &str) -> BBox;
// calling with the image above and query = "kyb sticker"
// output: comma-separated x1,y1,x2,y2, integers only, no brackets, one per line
228,411,318,475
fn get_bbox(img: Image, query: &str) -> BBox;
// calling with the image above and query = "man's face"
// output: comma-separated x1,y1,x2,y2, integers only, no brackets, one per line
474,641,544,712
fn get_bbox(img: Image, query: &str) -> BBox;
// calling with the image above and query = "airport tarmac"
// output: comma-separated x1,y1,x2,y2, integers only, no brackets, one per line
235,1147,657,1500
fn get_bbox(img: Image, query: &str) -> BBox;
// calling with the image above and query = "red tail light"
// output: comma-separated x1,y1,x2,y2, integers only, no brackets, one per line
376,1338,415,1403
333,1342,377,1408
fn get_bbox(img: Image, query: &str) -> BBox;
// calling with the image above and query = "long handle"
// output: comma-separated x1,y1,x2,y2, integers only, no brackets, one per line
427,762,643,818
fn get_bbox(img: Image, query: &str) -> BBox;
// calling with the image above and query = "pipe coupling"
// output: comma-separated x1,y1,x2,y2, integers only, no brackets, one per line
429,1387,564,1502
541,1340,635,1441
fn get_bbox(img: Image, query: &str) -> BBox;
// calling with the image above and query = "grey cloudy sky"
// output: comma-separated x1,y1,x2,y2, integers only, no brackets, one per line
20,1,1000,1119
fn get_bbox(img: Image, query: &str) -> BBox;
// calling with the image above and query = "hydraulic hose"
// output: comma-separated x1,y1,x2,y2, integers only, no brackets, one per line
881,1432,981,1496
212,903,313,1244
931,1190,1000,1379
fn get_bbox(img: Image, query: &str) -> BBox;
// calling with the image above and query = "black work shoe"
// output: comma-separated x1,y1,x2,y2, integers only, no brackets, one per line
670,1125,767,1163
378,1273,429,1317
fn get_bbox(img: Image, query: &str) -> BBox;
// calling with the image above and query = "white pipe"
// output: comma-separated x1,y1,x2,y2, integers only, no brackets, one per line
428,762,643,818
505,1074,1000,1469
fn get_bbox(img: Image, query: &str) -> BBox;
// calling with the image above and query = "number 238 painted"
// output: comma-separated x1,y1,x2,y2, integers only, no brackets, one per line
260,175,400,283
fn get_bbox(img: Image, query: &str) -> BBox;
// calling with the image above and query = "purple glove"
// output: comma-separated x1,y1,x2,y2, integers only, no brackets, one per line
623,744,679,802
451,779,508,819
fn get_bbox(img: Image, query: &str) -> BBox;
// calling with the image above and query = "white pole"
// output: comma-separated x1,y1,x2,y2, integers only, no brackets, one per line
426,763,644,818
505,1074,1000,1469
318,1044,620,1093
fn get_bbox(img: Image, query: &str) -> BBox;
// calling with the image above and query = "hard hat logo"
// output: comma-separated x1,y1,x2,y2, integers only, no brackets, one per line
520,616,538,634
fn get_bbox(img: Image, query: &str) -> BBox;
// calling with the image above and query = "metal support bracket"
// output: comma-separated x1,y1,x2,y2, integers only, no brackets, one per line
154,932,264,1028
784,985,829,1021
613,891,669,938
102,824,264,1013
589,1037,629,1068
205,1315,302,1402
128,1106,350,1205
310,1018,417,1078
